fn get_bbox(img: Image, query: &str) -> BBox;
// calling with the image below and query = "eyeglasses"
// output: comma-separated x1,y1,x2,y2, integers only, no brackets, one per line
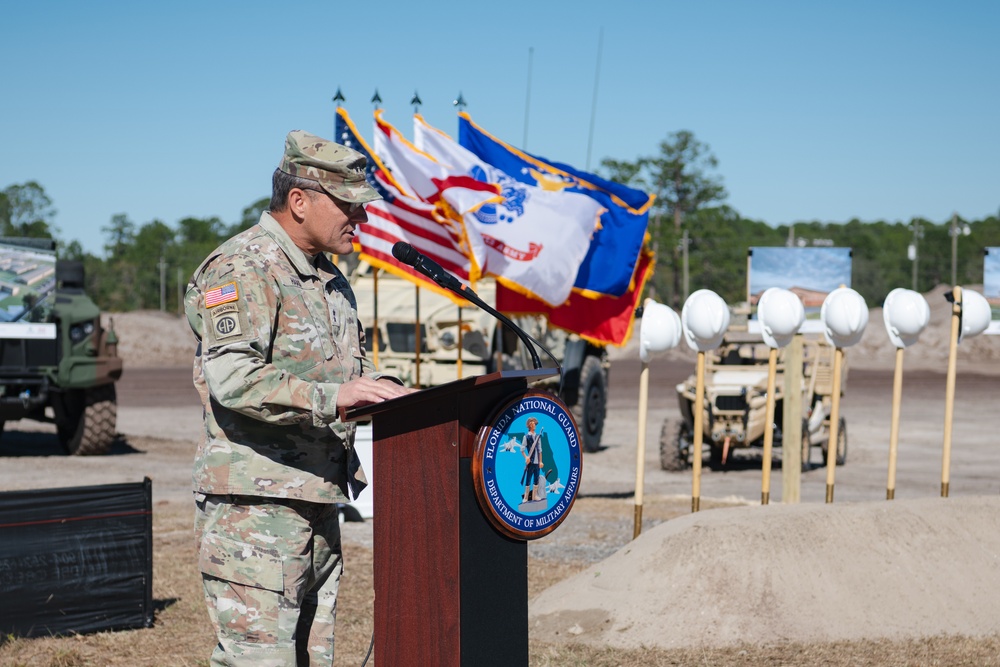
299,187,363,213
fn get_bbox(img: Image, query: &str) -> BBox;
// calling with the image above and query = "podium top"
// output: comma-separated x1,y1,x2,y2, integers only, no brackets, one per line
340,368,558,423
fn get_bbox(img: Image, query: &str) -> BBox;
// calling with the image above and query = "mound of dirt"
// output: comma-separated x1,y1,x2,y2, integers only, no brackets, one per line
530,495,1000,649
853,284,1000,371
103,310,197,368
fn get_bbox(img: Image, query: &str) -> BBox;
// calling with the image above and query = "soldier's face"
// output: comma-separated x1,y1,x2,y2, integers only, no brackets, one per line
302,189,368,255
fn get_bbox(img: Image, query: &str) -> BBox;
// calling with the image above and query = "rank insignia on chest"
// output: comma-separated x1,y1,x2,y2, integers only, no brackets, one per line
205,282,238,308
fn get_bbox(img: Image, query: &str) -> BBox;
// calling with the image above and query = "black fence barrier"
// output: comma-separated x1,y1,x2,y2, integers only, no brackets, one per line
0,478,153,638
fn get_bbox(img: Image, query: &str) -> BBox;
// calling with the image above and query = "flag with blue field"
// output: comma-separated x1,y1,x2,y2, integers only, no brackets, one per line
458,112,653,298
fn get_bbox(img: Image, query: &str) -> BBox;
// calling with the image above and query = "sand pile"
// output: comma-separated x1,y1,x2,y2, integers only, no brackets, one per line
103,310,197,368
853,284,1000,371
530,495,1000,649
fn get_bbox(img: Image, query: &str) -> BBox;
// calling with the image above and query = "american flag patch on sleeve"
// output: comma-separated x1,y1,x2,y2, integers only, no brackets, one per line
204,282,238,308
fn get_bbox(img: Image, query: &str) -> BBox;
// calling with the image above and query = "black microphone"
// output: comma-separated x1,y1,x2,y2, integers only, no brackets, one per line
391,241,462,291
390,241,551,371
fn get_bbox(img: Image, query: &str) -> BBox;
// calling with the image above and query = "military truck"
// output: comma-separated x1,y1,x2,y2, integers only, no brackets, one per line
659,325,847,471
0,239,122,455
350,263,609,452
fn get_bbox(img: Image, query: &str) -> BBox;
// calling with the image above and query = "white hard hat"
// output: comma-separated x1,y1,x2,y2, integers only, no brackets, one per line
821,287,869,348
959,289,991,343
757,287,805,349
681,289,730,352
639,299,682,363
882,288,930,348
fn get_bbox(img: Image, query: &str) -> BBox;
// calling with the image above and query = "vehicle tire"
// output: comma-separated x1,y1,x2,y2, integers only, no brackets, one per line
822,417,848,466
57,384,118,456
573,355,606,453
659,419,690,471
801,418,812,472
709,443,724,469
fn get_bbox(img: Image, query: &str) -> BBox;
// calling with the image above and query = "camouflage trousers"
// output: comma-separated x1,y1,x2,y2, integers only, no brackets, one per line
194,494,343,667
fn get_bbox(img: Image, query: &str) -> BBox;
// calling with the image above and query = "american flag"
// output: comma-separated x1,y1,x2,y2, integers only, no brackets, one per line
204,282,237,308
335,107,474,303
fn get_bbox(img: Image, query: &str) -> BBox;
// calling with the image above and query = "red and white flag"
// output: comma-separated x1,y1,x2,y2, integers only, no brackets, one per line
335,107,474,303
373,110,500,217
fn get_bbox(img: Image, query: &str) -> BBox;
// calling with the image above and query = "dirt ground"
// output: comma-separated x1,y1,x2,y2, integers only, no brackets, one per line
2,300,1000,665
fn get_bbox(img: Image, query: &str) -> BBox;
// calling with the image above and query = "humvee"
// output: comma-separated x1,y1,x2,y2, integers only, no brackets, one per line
660,326,847,471
351,264,609,452
0,239,122,454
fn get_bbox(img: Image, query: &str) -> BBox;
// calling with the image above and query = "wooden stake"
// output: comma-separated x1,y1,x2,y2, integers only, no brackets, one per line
761,347,778,505
692,351,706,513
886,347,904,500
941,285,962,498
782,335,804,503
824,347,844,503
633,361,650,538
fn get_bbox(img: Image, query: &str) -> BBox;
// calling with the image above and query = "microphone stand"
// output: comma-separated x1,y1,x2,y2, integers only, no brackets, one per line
451,283,546,371
390,241,558,374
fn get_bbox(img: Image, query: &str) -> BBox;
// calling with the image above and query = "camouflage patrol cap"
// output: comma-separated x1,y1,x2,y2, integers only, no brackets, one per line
279,130,381,204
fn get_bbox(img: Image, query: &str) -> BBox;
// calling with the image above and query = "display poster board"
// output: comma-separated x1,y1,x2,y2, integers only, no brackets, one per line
747,247,853,332
984,248,1000,334
0,239,57,323
985,248,1000,319
0,479,154,638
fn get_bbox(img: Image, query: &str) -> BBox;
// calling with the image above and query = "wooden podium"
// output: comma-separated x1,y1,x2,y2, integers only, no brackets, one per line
343,369,555,667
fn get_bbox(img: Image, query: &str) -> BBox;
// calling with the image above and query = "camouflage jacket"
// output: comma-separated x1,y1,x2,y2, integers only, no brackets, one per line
185,212,386,503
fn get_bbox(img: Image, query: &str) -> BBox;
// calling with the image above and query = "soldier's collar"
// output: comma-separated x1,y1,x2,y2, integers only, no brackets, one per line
259,212,319,279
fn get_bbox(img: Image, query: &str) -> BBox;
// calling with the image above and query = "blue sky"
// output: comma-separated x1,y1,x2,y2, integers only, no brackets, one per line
2,1,997,257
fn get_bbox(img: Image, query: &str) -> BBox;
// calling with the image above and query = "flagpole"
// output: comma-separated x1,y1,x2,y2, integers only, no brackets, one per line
494,322,504,374
523,46,534,149
414,284,422,388
372,268,380,368
586,27,604,171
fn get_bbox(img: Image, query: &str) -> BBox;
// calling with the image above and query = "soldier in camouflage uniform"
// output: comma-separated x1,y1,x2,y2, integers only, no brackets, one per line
186,130,413,666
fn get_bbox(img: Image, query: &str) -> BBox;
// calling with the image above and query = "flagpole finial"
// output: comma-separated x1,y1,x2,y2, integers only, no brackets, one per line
332,87,346,107
453,92,467,111
371,89,382,109
410,90,422,114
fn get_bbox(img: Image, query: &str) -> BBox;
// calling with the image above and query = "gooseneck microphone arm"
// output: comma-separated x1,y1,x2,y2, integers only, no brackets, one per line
458,286,548,371
391,241,555,372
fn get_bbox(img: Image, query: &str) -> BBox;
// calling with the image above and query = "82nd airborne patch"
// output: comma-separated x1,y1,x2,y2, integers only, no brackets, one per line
204,282,242,341
210,303,242,340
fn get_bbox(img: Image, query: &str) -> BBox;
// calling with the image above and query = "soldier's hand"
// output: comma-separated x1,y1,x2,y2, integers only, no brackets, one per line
337,376,416,409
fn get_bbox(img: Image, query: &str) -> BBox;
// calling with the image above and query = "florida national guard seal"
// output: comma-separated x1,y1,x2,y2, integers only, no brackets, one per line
472,390,582,540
